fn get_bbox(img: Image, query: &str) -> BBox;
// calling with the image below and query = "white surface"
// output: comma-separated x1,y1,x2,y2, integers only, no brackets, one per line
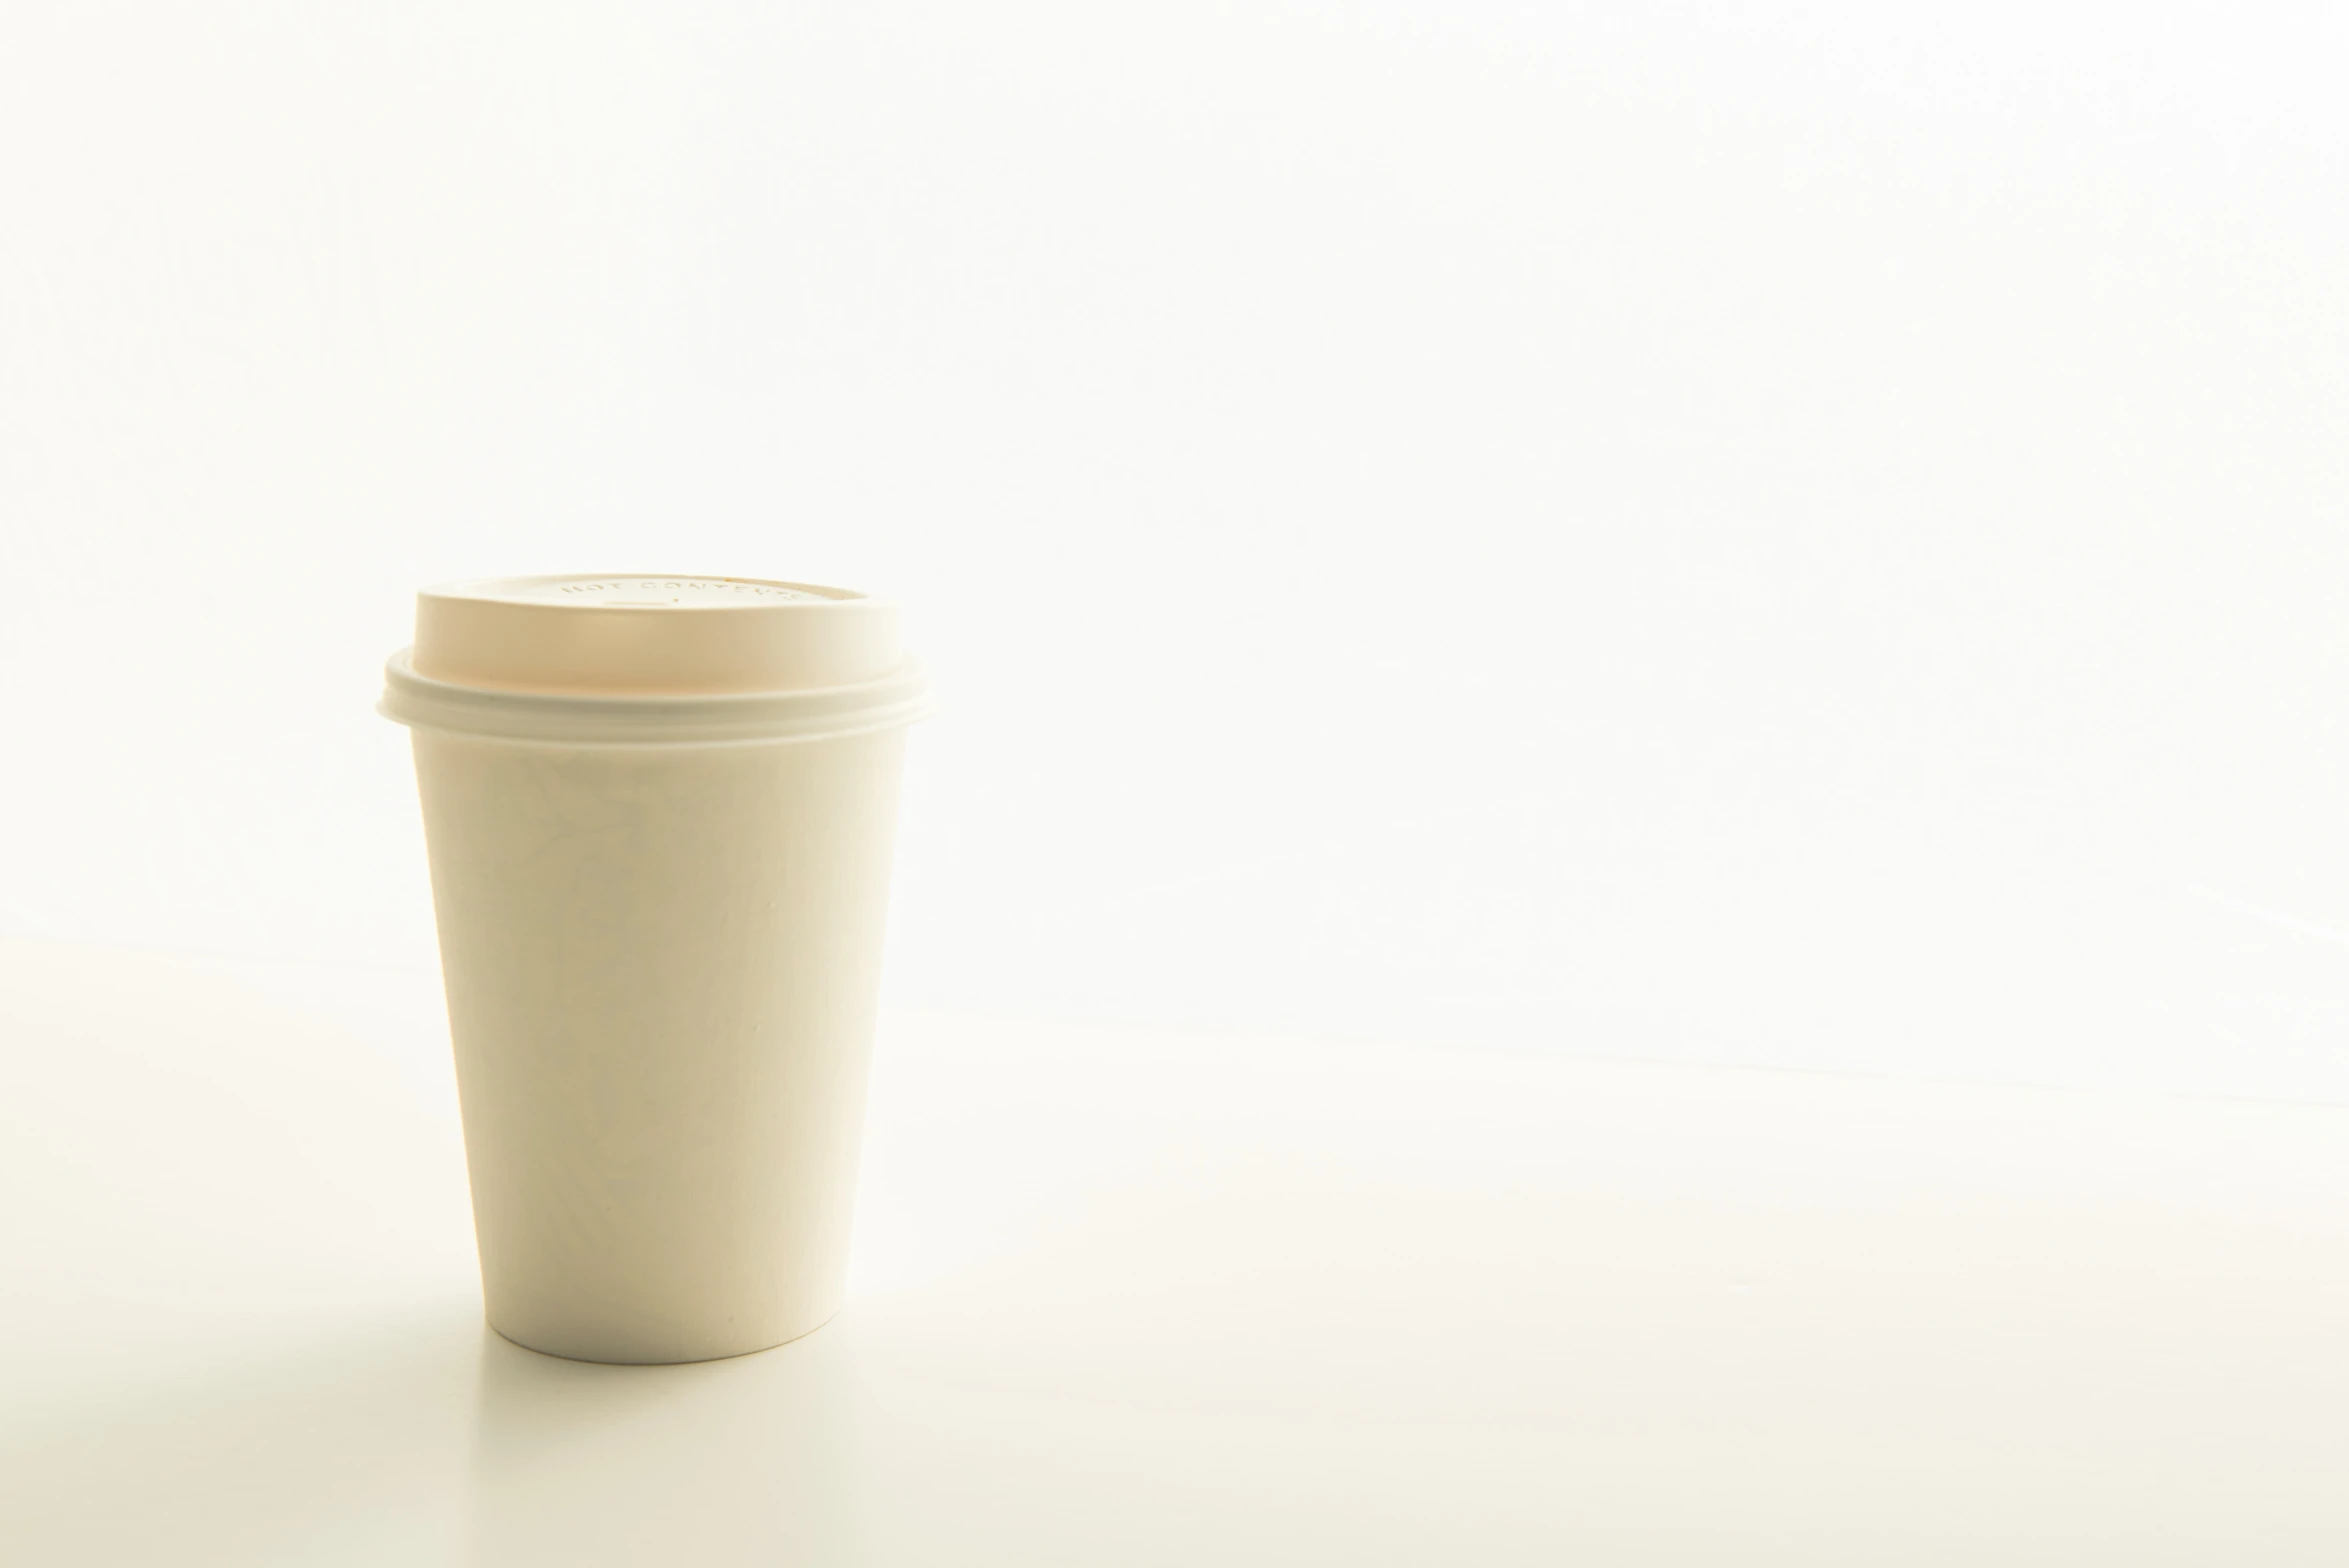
6,938,2349,1564
6,3,2349,1096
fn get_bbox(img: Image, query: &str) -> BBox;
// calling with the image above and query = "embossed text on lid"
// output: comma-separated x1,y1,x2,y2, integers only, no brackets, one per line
472,576,855,608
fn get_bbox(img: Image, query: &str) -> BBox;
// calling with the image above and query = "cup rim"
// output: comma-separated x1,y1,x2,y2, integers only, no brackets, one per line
378,647,932,748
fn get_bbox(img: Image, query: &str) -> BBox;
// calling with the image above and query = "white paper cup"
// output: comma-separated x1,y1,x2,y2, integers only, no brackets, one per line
380,576,928,1364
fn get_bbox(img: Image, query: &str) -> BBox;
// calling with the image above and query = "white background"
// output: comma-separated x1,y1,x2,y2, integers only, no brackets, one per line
5,0,2346,1099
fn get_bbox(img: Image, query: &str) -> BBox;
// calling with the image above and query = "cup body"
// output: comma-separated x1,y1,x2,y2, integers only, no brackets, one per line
411,725,908,1364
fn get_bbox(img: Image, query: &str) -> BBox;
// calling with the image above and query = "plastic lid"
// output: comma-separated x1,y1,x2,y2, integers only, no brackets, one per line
409,575,902,695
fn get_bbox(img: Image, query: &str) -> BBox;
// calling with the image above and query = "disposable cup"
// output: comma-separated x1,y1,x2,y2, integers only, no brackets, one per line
380,575,928,1364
